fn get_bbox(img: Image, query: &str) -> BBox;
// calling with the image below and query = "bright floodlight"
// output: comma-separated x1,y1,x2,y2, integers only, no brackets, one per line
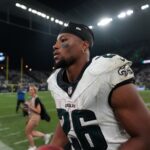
15,3,27,10
0,52,5,61
50,17,54,21
28,8,32,12
25,65,28,68
118,12,126,18
88,26,93,29
97,18,113,26
64,23,68,27
142,59,150,64
1,66,4,70
126,9,133,16
141,4,149,10
59,21,64,25
46,16,49,19
118,10,133,19
15,3,77,27
28,7,48,19
55,19,59,24
31,9,37,14
29,68,32,71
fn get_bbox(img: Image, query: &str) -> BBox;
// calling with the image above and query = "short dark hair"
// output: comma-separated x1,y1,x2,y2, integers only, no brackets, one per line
59,22,94,49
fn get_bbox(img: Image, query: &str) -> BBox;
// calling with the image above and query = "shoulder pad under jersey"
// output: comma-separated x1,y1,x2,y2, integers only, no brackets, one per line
47,68,61,84
88,53,132,75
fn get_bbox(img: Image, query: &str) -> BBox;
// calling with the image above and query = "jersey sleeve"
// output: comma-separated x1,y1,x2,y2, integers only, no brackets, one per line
109,61,135,88
107,57,135,107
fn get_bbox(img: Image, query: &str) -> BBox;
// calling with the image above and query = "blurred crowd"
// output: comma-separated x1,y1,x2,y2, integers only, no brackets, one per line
0,66,150,93
0,70,50,92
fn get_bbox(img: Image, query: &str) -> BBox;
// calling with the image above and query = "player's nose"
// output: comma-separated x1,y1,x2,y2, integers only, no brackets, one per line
53,42,60,51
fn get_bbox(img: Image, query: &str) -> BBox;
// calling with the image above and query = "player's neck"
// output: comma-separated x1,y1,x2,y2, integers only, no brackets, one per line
66,59,89,82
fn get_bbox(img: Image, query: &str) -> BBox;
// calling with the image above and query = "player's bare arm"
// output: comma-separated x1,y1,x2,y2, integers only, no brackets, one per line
111,83,150,150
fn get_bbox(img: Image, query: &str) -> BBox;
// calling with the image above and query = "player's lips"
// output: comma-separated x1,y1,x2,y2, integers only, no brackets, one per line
54,55,58,59
53,51,60,62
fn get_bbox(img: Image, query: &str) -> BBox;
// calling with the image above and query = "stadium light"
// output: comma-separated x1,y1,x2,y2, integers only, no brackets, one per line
25,65,28,68
50,17,54,21
126,9,134,16
141,4,149,10
55,19,59,24
0,52,5,61
64,23,68,27
15,3,27,10
46,16,49,19
142,59,150,64
88,26,93,29
15,2,149,31
118,12,126,19
51,17,55,22
0,66,4,70
28,8,49,19
58,21,64,25
118,9,133,19
16,2,68,26
29,68,32,71
97,18,113,26
28,8,32,12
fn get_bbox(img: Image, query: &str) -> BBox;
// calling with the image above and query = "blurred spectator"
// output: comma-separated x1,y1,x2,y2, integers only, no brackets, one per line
16,84,26,116
24,84,51,150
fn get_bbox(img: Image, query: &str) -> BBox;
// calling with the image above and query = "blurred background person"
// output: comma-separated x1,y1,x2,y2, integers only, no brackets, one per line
16,83,26,116
24,84,51,150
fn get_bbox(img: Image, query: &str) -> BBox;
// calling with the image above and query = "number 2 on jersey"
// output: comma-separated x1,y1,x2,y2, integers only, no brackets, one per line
57,109,108,150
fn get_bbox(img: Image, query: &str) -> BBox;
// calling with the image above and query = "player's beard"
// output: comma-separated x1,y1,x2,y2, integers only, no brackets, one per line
54,56,75,69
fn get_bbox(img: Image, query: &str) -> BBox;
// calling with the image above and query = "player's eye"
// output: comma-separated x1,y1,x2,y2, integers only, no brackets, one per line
61,38,67,43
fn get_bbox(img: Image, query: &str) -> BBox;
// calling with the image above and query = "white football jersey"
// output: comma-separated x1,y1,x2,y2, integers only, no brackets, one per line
47,54,134,150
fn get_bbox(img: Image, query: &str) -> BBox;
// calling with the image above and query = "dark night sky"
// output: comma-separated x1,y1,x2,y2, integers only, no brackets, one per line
0,21,56,71
0,19,150,71
0,0,150,71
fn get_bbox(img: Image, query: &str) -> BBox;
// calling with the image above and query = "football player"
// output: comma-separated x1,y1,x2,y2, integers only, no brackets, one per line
45,22,150,150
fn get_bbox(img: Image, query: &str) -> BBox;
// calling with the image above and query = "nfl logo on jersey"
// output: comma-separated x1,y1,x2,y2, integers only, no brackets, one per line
68,86,73,95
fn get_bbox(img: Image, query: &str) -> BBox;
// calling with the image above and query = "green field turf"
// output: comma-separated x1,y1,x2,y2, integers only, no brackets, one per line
0,91,58,150
0,90,150,150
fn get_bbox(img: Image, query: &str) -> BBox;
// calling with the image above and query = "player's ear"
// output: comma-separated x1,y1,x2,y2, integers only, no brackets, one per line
82,41,90,53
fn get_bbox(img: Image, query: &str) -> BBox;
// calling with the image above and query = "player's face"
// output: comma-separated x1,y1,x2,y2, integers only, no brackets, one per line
53,33,84,68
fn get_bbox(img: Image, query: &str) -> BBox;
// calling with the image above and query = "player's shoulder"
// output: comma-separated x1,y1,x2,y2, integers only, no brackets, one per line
47,68,61,84
88,53,132,75
92,53,129,64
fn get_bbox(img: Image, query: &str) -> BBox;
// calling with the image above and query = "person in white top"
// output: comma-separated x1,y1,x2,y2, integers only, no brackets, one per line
39,22,150,150
24,85,51,150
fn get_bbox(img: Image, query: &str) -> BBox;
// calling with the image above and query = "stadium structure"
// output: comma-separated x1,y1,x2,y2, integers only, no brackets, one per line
0,1,150,150
0,0,150,92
